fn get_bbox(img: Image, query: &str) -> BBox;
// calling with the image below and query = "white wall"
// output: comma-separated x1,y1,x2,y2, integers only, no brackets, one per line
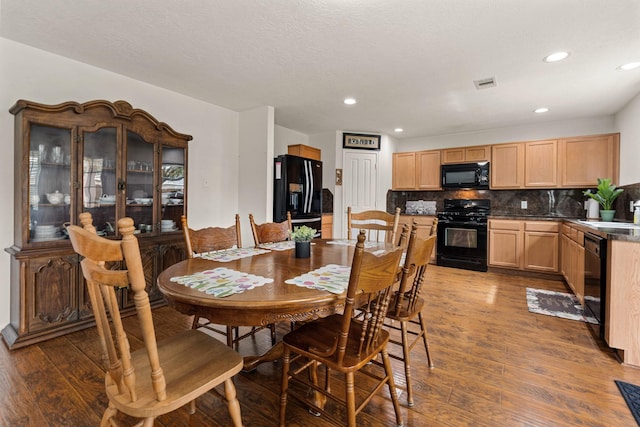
0,38,241,329
615,92,640,186
238,106,275,245
274,124,308,156
399,116,617,152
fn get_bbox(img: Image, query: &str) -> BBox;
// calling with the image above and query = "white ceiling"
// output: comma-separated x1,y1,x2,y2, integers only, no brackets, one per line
1,0,639,140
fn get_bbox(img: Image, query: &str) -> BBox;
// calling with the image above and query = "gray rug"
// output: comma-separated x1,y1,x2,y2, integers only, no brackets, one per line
526,288,598,324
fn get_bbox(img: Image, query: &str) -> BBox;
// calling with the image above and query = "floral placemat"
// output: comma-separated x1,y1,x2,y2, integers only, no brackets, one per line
170,267,273,297
327,239,379,248
198,247,270,262
285,264,351,294
257,241,297,251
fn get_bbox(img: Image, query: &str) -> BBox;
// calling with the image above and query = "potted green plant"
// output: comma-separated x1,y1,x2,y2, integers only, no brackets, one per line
583,178,623,222
290,225,316,258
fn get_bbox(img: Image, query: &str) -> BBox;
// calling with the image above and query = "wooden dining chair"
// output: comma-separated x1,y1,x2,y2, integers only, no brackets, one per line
182,214,276,348
249,212,292,245
385,222,438,407
346,206,401,243
279,229,406,427
68,214,244,427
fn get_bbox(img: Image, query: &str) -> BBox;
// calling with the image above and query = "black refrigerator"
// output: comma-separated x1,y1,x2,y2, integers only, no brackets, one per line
273,154,322,236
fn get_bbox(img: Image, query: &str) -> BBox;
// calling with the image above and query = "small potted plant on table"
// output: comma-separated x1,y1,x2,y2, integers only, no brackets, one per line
290,225,316,258
583,177,624,222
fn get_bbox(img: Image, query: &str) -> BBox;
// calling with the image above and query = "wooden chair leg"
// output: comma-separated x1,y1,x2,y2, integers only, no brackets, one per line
191,315,200,330
224,378,243,427
381,349,404,427
400,320,415,407
279,347,291,427
100,404,118,427
188,399,196,414
345,371,357,426
418,312,435,368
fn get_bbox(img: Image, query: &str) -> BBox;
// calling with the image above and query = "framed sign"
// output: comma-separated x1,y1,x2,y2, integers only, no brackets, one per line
342,133,381,150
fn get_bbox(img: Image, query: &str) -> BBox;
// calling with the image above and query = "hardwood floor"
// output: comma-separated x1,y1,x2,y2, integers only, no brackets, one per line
2,265,640,426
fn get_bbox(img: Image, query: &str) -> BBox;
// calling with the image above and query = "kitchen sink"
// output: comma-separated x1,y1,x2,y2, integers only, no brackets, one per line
578,221,640,229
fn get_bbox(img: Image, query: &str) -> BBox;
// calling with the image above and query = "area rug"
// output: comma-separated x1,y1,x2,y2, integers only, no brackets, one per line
615,380,640,426
526,288,598,324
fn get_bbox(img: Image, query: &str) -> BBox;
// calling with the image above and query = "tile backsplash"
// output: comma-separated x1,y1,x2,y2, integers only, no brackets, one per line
387,182,640,220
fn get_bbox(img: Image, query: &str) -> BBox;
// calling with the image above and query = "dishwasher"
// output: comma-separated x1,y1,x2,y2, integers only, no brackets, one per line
584,233,606,339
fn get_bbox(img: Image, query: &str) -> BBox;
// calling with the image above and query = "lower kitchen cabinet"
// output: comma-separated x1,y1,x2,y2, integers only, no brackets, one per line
489,219,560,273
560,223,585,303
321,214,333,239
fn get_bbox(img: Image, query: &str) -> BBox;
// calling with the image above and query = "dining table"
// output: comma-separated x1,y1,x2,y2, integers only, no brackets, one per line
156,239,388,371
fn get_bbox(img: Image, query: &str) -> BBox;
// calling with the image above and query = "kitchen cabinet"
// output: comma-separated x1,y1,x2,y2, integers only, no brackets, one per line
392,152,417,190
416,150,441,189
559,133,619,187
2,99,190,349
392,150,441,190
524,139,558,187
441,145,490,164
288,144,321,161
560,224,585,303
489,219,559,273
488,219,522,268
321,214,333,239
399,215,437,262
490,143,524,189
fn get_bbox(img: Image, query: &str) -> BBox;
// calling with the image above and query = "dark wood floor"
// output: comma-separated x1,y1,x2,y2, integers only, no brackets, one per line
2,265,640,426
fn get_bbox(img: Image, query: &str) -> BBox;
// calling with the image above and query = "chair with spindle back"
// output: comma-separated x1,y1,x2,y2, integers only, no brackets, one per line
279,229,406,427
346,207,401,243
68,213,244,426
249,212,292,245
385,222,438,407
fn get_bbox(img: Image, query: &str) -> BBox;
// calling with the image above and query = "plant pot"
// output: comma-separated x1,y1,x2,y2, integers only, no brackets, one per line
295,241,311,258
600,210,616,222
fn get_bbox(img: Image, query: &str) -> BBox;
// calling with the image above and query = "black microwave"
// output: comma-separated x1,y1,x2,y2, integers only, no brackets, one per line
441,162,490,189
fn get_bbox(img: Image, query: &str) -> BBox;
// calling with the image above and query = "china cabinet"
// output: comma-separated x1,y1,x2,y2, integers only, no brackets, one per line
3,99,191,349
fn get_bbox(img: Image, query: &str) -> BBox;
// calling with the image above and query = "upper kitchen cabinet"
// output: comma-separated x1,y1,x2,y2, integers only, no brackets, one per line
559,133,620,187
441,145,490,164
524,139,558,187
3,99,191,349
490,143,524,189
392,150,441,190
288,144,321,161
392,152,417,190
416,150,441,189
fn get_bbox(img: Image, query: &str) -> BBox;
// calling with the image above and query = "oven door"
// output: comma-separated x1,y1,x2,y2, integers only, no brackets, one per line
436,220,488,271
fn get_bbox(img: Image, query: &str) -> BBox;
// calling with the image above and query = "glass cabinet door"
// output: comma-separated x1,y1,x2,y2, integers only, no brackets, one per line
28,124,72,243
81,127,117,236
125,131,155,234
160,145,185,233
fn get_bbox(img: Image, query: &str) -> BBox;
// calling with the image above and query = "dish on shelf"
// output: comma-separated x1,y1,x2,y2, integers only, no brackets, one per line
161,227,178,232
133,198,153,205
31,235,66,242
168,198,183,205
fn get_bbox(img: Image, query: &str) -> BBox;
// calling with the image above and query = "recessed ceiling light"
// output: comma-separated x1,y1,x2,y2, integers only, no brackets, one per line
543,51,570,63
617,62,640,71
343,98,356,105
394,128,403,133
534,107,549,114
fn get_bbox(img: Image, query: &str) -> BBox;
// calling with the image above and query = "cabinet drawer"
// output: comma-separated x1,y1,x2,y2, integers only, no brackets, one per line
489,219,521,231
525,221,559,232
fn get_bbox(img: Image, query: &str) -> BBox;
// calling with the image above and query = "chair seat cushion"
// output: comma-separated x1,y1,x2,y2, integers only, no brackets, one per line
106,329,243,418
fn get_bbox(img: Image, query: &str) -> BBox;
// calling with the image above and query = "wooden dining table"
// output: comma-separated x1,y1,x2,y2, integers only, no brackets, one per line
157,239,386,370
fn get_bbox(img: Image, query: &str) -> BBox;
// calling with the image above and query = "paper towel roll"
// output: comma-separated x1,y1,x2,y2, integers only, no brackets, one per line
586,199,600,219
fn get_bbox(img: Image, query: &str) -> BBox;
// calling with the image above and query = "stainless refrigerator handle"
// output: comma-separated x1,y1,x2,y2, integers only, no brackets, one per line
304,160,312,214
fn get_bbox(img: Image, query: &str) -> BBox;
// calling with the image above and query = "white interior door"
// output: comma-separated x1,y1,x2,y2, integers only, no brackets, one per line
343,150,378,238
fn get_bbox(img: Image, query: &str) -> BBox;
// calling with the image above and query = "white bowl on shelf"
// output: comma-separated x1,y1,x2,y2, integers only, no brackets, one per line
46,191,64,204
134,198,153,205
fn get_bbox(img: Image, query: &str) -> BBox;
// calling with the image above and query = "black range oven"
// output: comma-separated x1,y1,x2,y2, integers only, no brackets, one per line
437,199,490,272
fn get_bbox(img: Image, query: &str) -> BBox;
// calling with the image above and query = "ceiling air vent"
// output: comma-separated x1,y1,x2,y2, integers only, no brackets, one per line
474,77,497,90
